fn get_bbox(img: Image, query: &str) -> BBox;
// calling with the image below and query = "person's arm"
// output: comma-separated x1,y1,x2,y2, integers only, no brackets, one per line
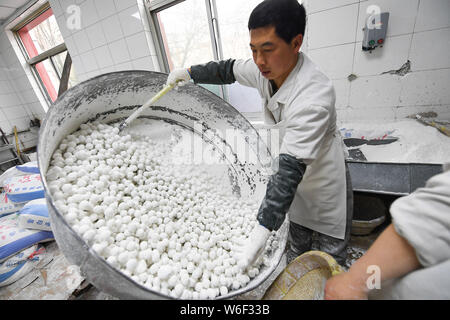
257,153,306,231
189,59,236,84
235,154,306,270
166,59,236,86
324,223,421,300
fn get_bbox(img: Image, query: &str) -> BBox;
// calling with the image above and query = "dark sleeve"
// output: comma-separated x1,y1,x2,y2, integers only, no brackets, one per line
189,59,236,85
257,153,307,231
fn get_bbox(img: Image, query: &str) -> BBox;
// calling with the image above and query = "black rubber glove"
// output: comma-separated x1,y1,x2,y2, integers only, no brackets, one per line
257,153,307,231
190,59,236,85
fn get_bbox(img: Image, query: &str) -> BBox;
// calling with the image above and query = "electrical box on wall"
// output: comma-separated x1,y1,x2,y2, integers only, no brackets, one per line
362,12,389,52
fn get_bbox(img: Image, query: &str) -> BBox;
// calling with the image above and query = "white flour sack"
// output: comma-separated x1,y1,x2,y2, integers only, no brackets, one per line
0,192,24,218
16,162,40,174
0,213,54,263
18,198,51,231
0,162,39,187
3,174,45,204
0,244,46,287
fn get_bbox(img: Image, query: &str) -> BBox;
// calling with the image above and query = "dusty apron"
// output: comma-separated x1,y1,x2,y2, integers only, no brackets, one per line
263,99,348,240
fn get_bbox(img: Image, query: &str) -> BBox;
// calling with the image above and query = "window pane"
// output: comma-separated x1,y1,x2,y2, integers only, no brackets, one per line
51,51,79,89
157,0,214,70
34,58,59,102
28,14,64,56
157,0,223,97
216,0,263,113
215,0,264,60
18,9,64,59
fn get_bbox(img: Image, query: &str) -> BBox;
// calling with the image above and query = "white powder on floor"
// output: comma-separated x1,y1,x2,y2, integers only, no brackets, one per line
340,119,450,164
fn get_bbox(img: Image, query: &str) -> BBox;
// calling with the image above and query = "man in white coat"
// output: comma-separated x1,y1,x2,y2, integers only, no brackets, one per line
167,0,353,268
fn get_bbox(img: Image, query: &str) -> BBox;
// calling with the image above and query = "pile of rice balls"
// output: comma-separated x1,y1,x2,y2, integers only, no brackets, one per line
46,121,279,299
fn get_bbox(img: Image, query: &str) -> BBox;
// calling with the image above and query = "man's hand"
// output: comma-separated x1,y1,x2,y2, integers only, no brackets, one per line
234,223,271,271
166,68,191,86
324,271,369,300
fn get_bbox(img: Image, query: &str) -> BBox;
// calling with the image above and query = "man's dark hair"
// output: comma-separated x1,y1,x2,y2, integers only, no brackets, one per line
248,0,307,43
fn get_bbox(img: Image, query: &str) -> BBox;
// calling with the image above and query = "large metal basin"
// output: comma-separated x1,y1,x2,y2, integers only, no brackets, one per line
37,71,288,299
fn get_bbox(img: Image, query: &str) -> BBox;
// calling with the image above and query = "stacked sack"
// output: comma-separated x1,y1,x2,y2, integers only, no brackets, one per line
0,162,54,287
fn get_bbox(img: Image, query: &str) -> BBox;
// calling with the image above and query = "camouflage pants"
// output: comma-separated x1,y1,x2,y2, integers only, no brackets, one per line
286,163,354,266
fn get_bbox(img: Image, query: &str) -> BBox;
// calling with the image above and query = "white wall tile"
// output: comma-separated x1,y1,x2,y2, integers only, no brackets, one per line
394,105,450,121
101,14,124,43
86,22,107,49
0,119,13,134
307,0,358,14
308,4,359,49
0,93,21,107
114,61,133,72
80,0,99,28
337,106,396,122
108,39,131,64
356,0,419,41
93,45,114,69
94,0,117,20
63,35,79,56
114,0,137,12
399,69,450,107
353,34,412,76
414,0,450,32
118,6,144,37
349,74,402,108
49,0,64,18
0,81,13,95
70,55,85,75
79,50,99,73
308,43,355,79
11,116,31,132
332,78,350,108
125,32,151,60
409,28,450,71
3,105,29,120
72,30,92,54
132,56,155,71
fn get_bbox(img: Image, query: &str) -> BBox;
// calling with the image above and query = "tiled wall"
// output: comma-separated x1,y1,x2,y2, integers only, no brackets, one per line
303,0,450,123
0,28,45,151
50,0,161,82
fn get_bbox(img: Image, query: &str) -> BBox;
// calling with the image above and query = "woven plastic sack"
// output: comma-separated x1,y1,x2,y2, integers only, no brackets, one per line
3,174,44,204
0,192,24,218
18,198,51,231
0,244,46,287
0,213,53,263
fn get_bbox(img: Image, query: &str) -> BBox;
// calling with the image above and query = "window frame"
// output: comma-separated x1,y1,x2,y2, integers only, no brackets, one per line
12,3,71,104
145,0,266,112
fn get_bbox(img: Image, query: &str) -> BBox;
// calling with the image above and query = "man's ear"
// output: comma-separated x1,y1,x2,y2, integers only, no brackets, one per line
292,34,303,51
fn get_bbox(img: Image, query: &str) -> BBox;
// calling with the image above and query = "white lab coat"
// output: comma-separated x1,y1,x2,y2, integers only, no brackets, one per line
369,162,450,299
233,52,347,239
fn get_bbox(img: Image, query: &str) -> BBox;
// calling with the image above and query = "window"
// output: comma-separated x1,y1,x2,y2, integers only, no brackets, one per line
147,0,263,118
14,3,78,103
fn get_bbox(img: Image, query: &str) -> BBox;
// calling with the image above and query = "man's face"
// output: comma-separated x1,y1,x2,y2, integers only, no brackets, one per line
250,26,302,88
